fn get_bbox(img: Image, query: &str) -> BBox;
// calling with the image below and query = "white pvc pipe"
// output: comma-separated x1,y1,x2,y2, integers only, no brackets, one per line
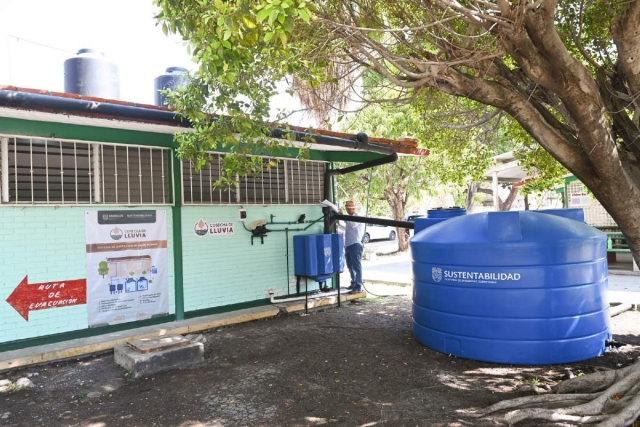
610,303,633,317
1,137,8,203
268,289,342,304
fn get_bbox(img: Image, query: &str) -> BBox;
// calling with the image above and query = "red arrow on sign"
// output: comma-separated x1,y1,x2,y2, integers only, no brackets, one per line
6,276,87,321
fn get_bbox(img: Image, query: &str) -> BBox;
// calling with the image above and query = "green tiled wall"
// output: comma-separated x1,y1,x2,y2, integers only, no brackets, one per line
0,206,175,344
181,205,324,312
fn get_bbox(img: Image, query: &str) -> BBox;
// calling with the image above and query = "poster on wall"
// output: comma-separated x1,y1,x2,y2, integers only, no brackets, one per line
85,210,168,327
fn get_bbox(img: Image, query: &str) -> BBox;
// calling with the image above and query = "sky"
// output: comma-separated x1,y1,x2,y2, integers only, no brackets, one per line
0,0,312,125
0,0,195,105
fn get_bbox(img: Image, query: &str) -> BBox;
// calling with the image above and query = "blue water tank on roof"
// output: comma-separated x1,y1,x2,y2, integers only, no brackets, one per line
414,207,466,234
64,49,120,99
154,67,189,107
410,211,610,365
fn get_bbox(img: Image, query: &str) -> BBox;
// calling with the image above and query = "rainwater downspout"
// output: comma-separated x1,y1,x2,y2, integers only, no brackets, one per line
322,132,398,233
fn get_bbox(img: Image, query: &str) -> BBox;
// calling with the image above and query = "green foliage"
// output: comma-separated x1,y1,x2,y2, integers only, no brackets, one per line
154,0,573,193
335,100,493,217
155,0,317,181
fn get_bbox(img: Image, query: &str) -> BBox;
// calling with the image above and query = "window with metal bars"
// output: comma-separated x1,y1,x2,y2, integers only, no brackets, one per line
0,136,171,205
182,153,325,205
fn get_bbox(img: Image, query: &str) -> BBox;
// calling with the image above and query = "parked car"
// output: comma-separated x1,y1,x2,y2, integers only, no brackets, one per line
363,217,398,243
404,214,425,237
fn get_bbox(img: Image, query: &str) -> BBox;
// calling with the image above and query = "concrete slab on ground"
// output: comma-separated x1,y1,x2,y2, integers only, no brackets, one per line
114,339,204,378
128,335,191,354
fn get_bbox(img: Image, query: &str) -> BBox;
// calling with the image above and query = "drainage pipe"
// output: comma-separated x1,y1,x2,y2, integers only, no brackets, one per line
611,303,634,317
321,133,398,233
268,288,342,304
331,214,414,230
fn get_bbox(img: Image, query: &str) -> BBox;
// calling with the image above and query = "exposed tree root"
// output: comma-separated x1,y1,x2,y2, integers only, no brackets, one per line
473,360,640,426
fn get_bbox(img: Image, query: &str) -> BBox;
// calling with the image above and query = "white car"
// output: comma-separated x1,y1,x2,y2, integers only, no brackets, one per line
363,217,397,243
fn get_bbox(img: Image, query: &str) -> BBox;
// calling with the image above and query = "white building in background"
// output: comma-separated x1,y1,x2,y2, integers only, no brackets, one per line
477,151,562,213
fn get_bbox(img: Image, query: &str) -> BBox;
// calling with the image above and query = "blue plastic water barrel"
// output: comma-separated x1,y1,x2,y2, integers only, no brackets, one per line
411,211,610,365
414,207,466,234
315,234,334,275
331,234,345,273
294,235,319,277
293,234,345,280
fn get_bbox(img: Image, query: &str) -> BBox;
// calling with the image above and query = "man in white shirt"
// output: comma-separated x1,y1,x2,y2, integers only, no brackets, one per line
340,200,365,294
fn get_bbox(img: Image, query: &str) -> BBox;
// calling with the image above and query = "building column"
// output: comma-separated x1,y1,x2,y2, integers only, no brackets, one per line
1,137,8,203
492,172,499,211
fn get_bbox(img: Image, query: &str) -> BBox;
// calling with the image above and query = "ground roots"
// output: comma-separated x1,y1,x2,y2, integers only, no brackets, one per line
472,360,640,426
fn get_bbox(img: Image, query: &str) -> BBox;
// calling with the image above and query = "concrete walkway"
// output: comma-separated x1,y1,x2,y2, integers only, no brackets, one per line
0,291,364,372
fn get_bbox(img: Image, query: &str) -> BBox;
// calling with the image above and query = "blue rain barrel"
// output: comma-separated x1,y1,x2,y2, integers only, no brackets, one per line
316,234,334,276
414,207,466,234
294,234,345,280
331,234,345,273
154,66,189,107
294,235,320,277
411,211,610,365
64,49,120,99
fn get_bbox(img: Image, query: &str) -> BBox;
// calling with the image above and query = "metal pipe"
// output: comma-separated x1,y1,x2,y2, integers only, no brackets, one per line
0,89,188,127
0,91,406,158
322,133,398,203
332,214,414,230
1,137,8,203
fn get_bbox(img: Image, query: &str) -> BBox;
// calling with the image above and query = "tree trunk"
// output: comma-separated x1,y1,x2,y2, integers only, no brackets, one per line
500,186,520,211
465,182,479,213
474,360,640,426
477,186,520,211
386,189,409,252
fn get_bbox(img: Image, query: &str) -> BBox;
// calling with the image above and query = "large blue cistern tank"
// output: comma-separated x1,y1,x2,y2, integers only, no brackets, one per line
410,210,610,365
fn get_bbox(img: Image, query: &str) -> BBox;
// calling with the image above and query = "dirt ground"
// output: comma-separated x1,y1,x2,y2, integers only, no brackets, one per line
2,291,640,427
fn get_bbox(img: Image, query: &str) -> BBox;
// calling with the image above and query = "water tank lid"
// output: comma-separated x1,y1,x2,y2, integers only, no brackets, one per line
165,66,188,73
76,48,105,56
429,206,463,211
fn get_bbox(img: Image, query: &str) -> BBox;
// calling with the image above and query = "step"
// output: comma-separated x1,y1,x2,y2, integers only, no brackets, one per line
114,335,204,378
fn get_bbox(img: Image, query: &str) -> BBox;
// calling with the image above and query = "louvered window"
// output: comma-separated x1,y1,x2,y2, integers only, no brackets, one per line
182,153,325,205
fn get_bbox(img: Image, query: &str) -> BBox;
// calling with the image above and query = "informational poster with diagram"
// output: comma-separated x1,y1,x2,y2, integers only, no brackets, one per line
85,210,168,327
